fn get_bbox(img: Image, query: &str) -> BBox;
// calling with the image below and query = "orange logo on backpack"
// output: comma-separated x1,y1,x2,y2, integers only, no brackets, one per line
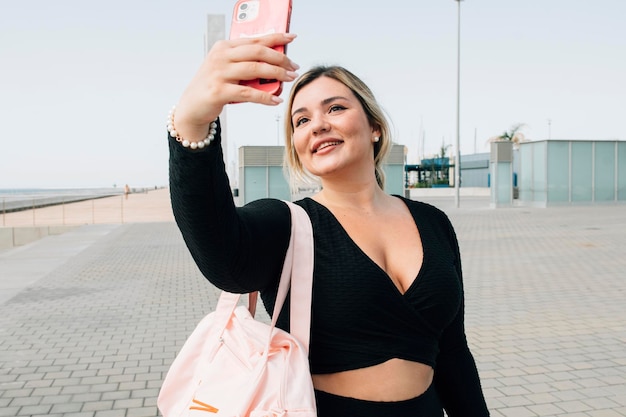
190,398,219,413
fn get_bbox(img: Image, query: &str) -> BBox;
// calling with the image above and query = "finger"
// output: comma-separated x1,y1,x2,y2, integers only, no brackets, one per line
226,34,299,71
224,61,298,85
224,83,284,106
229,32,297,49
231,44,299,71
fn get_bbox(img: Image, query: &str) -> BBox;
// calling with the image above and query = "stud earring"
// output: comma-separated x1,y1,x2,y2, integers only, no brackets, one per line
373,137,380,143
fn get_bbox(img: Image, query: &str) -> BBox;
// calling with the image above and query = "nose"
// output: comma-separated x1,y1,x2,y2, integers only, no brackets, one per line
311,115,330,135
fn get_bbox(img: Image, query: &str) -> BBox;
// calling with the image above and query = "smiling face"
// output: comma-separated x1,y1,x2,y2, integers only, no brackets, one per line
290,76,380,184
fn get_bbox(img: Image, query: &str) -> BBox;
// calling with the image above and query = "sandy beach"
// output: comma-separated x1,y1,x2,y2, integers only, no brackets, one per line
1,188,175,227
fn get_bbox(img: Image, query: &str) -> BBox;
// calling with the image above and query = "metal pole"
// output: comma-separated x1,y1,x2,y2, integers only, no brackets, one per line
548,119,552,139
454,0,463,208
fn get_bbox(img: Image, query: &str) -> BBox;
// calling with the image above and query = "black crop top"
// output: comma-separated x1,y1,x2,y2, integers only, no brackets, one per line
169,119,490,416
294,197,462,373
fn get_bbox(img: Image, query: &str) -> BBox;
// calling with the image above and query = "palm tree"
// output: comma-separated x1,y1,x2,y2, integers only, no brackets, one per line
488,123,529,149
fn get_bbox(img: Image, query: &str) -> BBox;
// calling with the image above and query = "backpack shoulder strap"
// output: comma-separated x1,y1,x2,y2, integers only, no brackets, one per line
282,201,314,353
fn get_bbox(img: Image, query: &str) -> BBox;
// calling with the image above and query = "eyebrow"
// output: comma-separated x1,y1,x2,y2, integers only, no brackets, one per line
291,96,349,118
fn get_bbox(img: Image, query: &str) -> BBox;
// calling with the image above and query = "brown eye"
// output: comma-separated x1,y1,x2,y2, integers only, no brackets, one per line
295,117,309,127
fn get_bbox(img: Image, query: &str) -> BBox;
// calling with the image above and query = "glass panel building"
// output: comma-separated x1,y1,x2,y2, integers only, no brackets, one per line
237,145,406,205
519,140,626,207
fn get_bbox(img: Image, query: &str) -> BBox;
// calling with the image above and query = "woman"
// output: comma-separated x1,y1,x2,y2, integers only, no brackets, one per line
168,33,490,417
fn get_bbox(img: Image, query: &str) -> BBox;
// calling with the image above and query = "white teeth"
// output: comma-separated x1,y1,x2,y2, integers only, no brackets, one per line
316,141,341,152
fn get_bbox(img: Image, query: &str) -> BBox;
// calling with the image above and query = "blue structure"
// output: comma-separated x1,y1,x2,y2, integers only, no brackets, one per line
405,153,491,189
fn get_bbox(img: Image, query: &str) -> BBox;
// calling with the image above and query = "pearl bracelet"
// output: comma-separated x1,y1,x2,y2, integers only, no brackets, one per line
167,105,218,150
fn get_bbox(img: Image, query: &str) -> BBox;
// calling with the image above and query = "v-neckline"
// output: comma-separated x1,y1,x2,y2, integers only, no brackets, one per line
305,196,426,296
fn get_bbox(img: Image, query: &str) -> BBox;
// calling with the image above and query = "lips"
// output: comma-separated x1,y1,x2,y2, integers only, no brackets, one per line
313,140,343,153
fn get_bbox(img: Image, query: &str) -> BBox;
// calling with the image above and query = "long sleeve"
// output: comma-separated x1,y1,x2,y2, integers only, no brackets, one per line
433,218,490,416
168,120,292,294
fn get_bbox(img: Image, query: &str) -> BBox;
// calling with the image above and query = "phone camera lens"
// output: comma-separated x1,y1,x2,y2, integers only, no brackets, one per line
239,12,247,20
240,3,248,10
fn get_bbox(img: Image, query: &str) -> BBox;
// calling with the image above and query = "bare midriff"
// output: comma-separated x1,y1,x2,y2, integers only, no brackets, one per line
312,358,434,401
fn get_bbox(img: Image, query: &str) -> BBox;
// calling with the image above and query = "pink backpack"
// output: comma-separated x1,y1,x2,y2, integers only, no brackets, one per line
158,202,317,417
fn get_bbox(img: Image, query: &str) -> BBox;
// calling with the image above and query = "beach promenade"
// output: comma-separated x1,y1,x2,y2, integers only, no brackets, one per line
0,189,624,416
1,189,174,228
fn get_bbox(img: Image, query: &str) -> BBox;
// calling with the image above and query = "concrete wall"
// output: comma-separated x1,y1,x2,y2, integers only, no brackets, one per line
0,226,78,250
460,152,490,187
385,144,406,196
408,187,490,199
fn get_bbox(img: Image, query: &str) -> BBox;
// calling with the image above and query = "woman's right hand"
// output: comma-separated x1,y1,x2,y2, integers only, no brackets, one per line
173,33,299,143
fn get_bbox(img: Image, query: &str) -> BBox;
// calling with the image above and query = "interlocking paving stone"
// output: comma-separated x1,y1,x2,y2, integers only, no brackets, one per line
1,199,625,416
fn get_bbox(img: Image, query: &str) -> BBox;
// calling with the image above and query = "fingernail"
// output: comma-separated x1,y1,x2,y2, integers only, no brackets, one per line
291,62,300,70
286,71,299,80
271,96,284,104
285,33,297,39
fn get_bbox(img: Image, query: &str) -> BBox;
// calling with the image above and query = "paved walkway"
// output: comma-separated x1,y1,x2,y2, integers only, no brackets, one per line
0,194,625,416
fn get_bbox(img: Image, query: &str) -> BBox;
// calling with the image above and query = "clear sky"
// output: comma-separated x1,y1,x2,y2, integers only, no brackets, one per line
1,0,624,189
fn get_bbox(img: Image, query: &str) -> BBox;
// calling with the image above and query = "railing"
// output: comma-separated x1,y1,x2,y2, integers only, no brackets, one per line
1,188,164,227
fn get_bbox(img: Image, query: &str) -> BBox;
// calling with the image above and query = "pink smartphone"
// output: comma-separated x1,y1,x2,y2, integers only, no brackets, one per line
228,0,293,96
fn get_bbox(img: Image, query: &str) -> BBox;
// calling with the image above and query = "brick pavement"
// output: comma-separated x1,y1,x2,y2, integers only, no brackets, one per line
0,198,625,416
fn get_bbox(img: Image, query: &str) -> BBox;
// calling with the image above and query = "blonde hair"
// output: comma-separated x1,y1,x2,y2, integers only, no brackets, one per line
283,66,392,192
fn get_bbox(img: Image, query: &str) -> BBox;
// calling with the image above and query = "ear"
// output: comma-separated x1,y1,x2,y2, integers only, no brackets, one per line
371,126,381,142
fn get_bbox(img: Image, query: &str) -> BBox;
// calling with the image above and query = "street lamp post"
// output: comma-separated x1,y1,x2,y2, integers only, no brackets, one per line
548,119,552,139
454,0,463,208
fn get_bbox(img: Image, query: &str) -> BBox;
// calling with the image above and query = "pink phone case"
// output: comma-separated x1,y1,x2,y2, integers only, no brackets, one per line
229,0,293,96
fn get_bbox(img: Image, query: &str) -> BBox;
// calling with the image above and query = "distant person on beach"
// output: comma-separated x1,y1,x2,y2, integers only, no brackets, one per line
167,33,489,416
124,184,130,199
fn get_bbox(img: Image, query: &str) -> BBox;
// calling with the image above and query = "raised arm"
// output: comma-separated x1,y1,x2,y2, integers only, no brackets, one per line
168,33,300,294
